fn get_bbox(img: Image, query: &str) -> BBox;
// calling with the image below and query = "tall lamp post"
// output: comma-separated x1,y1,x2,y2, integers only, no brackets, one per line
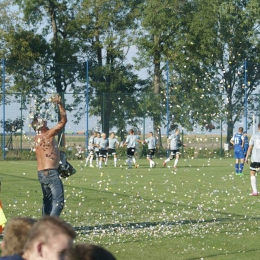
244,59,248,133
2,59,5,160
166,61,169,157
85,59,89,157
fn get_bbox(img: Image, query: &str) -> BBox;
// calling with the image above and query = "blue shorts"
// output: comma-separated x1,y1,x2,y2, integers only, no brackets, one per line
234,146,245,159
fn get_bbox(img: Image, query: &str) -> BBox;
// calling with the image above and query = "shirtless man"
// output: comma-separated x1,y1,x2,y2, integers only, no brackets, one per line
31,95,67,217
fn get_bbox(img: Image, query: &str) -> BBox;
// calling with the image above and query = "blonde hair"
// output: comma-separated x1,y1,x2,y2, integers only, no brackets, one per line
23,216,76,251
2,217,36,256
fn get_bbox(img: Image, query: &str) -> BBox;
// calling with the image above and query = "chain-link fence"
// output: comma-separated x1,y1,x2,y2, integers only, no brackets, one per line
1,59,260,160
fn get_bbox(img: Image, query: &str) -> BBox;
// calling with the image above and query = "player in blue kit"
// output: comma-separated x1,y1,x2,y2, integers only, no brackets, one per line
230,127,245,175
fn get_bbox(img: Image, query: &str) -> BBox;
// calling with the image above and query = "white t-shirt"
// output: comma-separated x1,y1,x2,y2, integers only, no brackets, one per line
249,133,260,162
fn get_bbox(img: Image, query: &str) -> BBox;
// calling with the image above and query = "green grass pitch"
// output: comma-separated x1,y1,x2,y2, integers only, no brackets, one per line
0,157,260,260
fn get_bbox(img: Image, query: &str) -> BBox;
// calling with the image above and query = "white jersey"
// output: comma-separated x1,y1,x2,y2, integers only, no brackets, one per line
99,138,109,150
249,133,260,162
168,133,180,150
88,135,95,150
145,136,157,149
94,137,101,152
126,134,137,148
108,138,119,149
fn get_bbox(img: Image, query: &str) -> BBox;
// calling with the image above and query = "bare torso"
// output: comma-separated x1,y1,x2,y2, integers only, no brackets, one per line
34,131,60,171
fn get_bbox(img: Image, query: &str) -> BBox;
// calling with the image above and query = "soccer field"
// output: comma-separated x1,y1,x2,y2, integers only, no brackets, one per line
0,157,260,260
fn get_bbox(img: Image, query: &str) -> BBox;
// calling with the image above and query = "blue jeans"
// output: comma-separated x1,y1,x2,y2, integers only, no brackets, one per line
38,169,64,217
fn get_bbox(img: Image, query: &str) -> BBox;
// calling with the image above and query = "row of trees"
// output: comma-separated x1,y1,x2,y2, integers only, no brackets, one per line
0,0,260,144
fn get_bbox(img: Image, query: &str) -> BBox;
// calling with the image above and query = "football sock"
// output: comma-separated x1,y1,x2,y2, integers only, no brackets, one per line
85,157,89,166
174,159,178,167
235,163,239,173
128,158,132,167
132,157,136,164
239,163,244,173
251,175,257,193
114,158,117,166
165,158,170,163
150,160,154,167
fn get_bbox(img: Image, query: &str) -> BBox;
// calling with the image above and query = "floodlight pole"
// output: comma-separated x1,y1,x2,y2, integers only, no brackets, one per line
2,59,5,160
244,59,248,133
166,61,169,157
86,59,89,157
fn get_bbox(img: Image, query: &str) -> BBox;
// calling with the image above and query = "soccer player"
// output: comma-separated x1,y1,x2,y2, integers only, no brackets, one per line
245,123,260,196
98,133,109,169
123,129,142,169
143,132,157,168
243,131,249,157
85,131,97,168
163,128,183,169
230,127,245,175
94,132,101,167
106,132,120,167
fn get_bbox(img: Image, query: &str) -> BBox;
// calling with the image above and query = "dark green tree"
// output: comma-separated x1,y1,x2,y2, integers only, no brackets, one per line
75,0,147,135
172,0,260,142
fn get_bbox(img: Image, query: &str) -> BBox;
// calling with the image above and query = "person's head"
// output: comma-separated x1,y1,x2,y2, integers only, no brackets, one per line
110,132,115,138
148,132,153,137
101,133,106,139
175,128,180,135
243,131,247,135
96,132,101,138
64,244,116,260
1,217,36,257
238,127,243,133
22,216,76,260
31,118,48,133
129,129,134,135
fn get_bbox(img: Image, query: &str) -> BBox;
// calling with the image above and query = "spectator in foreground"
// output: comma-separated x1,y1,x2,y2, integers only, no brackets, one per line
64,244,116,260
0,216,76,260
1,217,36,257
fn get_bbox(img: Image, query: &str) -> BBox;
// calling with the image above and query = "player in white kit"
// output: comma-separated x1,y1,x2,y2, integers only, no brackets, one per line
98,133,109,169
163,128,184,169
143,132,157,168
85,131,96,168
123,129,142,169
245,123,260,196
106,132,120,167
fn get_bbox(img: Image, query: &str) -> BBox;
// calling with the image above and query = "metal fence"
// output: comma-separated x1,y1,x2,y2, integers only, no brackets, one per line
1,59,260,160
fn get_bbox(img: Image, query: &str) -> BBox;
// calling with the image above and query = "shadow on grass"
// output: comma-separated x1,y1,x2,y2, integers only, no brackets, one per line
187,247,260,260
73,215,257,235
